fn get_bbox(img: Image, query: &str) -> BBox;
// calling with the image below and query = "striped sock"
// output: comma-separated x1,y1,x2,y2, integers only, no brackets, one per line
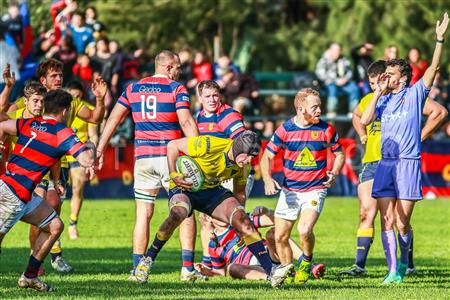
243,232,273,275
202,255,212,268
146,232,167,260
182,250,195,272
69,214,78,226
24,255,41,279
50,239,62,262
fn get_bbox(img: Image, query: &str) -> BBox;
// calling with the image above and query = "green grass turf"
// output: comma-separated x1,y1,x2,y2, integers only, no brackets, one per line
0,197,449,299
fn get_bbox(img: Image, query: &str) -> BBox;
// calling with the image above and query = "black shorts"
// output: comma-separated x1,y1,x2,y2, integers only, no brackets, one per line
169,185,234,216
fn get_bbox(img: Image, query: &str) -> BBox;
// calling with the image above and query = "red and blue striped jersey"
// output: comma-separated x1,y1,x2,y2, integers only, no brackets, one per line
266,118,342,192
209,215,263,269
197,104,245,139
117,76,191,159
1,117,86,203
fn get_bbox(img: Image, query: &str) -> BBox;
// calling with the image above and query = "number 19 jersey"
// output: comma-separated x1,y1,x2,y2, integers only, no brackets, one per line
117,76,191,159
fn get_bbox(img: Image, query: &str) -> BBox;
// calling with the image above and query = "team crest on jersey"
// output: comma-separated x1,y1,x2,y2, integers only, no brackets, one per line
208,123,214,131
311,131,319,140
294,147,317,168
401,97,406,104
311,200,318,206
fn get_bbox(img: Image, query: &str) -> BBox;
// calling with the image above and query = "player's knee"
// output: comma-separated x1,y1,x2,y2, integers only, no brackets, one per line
359,209,375,225
49,217,64,236
265,228,275,242
233,211,254,236
298,226,313,239
274,230,290,244
169,206,188,225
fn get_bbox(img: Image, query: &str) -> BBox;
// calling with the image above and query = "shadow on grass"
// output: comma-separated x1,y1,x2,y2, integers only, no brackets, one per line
1,247,449,298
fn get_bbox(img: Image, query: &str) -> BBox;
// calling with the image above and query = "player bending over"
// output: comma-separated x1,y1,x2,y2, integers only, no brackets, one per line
260,88,345,288
0,89,95,292
134,131,275,284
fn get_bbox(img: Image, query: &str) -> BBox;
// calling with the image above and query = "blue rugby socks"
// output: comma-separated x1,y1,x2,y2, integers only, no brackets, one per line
24,255,42,278
181,249,195,272
243,232,273,275
355,228,374,269
146,232,168,260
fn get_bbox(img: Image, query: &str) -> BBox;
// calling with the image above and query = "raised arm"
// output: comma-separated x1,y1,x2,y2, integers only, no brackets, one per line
76,78,107,124
0,64,16,112
423,12,448,88
421,98,448,141
360,74,388,126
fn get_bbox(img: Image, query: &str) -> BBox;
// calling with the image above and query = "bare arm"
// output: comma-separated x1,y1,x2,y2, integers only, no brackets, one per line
423,12,448,88
76,78,107,124
233,180,246,206
352,105,368,144
0,64,16,112
323,150,345,188
97,104,129,155
421,99,448,141
361,74,388,126
260,150,281,195
88,124,99,146
0,119,18,150
76,143,95,168
176,108,199,137
167,138,192,189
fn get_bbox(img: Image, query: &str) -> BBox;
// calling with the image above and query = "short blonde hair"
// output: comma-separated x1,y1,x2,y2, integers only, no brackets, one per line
294,88,320,109
24,81,46,99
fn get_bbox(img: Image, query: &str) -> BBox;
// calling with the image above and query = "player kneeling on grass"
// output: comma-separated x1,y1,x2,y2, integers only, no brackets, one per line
0,90,95,292
260,88,345,288
196,206,325,281
134,131,275,284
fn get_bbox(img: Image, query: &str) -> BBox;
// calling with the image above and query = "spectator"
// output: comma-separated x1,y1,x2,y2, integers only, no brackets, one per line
32,29,56,62
48,35,78,84
178,48,194,89
0,25,21,101
191,51,213,85
1,3,22,48
84,6,106,40
109,40,126,88
221,69,259,114
213,55,239,81
315,42,359,117
351,43,374,96
65,12,95,54
407,48,428,86
122,46,142,87
383,44,399,61
72,53,93,98
90,37,119,95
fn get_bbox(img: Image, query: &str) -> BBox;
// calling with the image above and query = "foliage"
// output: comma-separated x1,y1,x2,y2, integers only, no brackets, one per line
0,198,449,299
21,0,450,73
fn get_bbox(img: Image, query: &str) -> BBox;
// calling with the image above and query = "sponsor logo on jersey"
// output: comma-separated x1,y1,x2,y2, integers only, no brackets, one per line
31,122,47,132
138,85,162,93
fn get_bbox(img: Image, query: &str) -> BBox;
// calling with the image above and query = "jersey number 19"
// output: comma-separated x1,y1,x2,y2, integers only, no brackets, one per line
140,95,157,120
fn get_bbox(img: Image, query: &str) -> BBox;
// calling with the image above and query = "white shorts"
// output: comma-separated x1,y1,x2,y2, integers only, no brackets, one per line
274,188,327,221
134,157,170,191
0,180,44,234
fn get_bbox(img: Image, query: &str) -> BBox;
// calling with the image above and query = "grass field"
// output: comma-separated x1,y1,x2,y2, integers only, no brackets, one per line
0,197,449,299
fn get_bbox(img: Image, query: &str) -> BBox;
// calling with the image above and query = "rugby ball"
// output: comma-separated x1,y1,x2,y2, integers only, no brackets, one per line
176,156,204,192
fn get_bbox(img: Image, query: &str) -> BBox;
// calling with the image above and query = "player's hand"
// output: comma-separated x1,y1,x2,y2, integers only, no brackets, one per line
172,175,193,190
323,170,337,188
360,135,368,145
252,206,268,216
263,178,281,196
55,181,65,196
375,73,389,95
436,12,449,40
0,140,5,151
91,77,108,99
2,64,16,88
85,166,96,180
96,150,104,170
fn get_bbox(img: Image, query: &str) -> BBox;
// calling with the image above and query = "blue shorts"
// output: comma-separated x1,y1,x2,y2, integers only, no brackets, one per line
358,161,379,183
169,186,234,216
372,158,422,200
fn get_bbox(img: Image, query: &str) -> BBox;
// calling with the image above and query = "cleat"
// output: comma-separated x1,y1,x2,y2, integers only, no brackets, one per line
270,263,294,288
37,266,45,277
341,264,367,276
134,256,154,283
311,263,326,279
405,267,417,275
294,260,311,285
68,225,79,240
180,267,208,282
397,263,408,280
18,273,53,292
51,256,73,273
128,270,140,282
382,271,402,284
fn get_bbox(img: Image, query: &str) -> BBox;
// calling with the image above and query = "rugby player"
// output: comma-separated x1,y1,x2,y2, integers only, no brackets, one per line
196,79,246,269
0,89,95,292
260,88,345,287
134,131,275,284
65,81,99,240
6,59,107,273
197,206,325,281
96,50,200,281
360,13,448,284
343,60,448,276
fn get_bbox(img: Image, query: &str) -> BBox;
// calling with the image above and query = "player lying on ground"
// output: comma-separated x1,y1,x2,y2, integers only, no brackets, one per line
133,131,275,284
0,89,95,292
360,12,448,285
342,60,447,276
261,88,345,288
197,206,325,281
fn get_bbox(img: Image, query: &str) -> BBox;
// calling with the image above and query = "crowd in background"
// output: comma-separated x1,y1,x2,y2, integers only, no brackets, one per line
0,0,449,144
